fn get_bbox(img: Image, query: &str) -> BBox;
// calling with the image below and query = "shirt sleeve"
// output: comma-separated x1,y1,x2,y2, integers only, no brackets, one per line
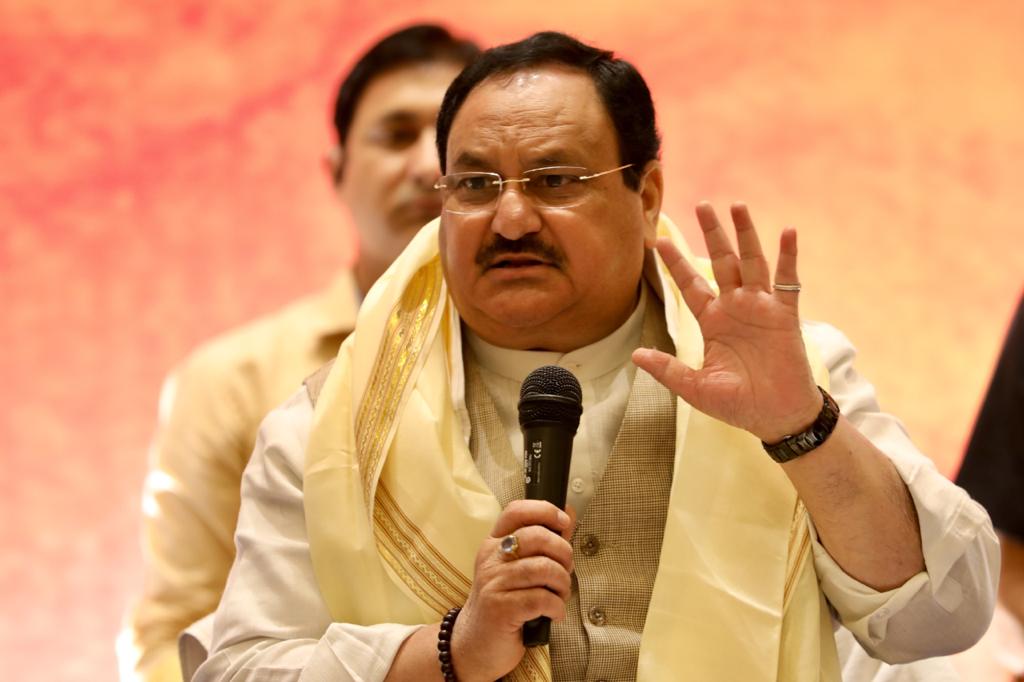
194,388,421,682
120,354,253,682
834,627,961,681
803,321,1000,664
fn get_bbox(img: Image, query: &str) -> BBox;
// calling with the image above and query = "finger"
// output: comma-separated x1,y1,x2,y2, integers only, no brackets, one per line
492,500,571,538
498,586,569,623
631,347,699,405
561,504,578,542
696,202,741,292
491,556,573,600
773,227,800,307
505,524,574,573
730,203,771,291
655,238,716,319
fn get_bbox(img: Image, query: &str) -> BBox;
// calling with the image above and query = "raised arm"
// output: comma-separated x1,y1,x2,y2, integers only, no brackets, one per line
633,202,924,589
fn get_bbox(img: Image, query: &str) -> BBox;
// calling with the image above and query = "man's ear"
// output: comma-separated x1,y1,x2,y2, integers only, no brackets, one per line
323,145,344,187
638,160,664,248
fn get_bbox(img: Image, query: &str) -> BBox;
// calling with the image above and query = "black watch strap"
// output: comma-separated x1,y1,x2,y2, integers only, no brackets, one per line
761,387,840,463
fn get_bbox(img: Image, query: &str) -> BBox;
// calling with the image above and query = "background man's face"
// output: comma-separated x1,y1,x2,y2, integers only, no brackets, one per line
439,65,660,352
337,60,464,271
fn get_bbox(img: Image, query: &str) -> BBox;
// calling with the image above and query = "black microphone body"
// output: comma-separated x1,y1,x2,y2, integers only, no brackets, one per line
522,423,575,509
518,366,583,647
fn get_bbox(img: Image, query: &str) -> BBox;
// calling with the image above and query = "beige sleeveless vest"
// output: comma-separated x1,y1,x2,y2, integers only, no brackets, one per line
465,293,675,681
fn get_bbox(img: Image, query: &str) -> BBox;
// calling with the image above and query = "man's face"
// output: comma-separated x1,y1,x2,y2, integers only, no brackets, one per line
336,60,464,274
439,65,662,352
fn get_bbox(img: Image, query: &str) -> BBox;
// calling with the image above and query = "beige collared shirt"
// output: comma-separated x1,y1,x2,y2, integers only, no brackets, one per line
119,272,359,682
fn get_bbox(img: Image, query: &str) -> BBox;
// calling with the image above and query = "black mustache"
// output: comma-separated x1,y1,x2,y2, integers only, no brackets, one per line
475,235,565,269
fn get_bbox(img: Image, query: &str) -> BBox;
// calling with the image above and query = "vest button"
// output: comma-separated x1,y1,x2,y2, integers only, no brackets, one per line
588,606,607,626
579,534,600,556
570,477,585,493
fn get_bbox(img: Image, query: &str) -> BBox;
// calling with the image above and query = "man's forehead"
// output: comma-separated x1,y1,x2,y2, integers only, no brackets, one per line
450,144,588,171
447,65,613,166
358,60,462,120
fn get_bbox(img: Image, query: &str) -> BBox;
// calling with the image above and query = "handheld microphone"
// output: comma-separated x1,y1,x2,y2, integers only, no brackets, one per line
517,365,583,647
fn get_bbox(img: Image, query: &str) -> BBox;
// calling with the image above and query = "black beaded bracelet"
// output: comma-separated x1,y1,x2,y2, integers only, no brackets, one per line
437,606,461,682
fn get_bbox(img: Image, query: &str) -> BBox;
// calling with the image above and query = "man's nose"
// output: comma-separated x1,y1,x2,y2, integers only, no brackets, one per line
490,184,542,241
408,127,440,188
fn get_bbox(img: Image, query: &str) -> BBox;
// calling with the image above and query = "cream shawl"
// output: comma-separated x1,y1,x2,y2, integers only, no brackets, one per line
304,215,839,680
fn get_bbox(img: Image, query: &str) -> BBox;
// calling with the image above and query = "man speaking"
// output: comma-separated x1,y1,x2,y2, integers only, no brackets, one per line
196,32,998,681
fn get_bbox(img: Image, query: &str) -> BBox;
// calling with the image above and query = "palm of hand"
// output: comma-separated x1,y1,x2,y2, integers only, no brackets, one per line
690,289,815,439
634,203,821,443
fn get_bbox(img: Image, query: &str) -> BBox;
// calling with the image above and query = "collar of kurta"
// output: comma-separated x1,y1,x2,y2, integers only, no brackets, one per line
303,215,839,681
308,268,361,341
465,284,646,383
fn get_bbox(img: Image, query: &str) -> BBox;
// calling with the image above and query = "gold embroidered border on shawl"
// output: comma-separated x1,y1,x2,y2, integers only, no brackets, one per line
353,259,472,608
785,501,812,612
373,485,470,614
355,259,443,507
351,258,551,681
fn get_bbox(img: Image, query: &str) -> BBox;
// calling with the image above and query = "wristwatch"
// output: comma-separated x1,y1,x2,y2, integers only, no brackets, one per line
761,387,840,463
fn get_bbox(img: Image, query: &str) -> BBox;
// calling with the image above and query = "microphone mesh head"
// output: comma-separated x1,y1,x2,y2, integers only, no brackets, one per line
520,365,583,402
518,365,583,427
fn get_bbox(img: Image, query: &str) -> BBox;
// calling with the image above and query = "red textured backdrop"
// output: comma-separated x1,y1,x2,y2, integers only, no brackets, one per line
2,2,1022,679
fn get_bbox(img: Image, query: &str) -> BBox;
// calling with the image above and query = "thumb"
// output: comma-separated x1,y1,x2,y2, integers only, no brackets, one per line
632,347,699,403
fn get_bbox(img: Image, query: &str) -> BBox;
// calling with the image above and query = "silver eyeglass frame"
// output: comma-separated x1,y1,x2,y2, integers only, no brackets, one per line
434,163,633,215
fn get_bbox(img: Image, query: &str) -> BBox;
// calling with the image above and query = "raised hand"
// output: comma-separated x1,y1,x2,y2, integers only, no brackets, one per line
450,500,575,682
633,202,822,443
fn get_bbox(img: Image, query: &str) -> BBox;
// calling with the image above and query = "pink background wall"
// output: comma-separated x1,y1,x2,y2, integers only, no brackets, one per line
2,2,1021,679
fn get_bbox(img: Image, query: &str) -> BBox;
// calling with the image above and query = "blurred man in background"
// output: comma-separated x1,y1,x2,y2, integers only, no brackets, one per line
117,24,479,682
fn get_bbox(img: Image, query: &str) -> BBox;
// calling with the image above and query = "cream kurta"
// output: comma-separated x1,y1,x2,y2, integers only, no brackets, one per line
195,318,996,681
195,217,998,681
119,272,359,682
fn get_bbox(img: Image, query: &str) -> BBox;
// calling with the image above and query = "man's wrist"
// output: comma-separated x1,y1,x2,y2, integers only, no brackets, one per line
761,387,839,463
447,608,490,682
752,385,823,444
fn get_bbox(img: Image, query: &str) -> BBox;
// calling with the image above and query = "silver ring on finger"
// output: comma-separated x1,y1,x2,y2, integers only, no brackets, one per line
772,282,801,292
498,533,520,561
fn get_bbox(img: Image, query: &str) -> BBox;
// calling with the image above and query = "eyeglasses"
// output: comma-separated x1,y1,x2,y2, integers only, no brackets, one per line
433,163,633,215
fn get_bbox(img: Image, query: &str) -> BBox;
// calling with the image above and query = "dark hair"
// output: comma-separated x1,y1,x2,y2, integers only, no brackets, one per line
436,32,660,190
332,24,480,145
